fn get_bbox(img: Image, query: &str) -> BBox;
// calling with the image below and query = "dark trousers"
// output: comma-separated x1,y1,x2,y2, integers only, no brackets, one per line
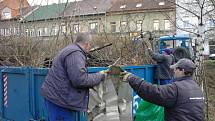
44,99,87,121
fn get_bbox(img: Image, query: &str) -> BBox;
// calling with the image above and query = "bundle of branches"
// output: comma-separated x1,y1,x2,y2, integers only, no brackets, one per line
91,33,155,66
0,33,155,67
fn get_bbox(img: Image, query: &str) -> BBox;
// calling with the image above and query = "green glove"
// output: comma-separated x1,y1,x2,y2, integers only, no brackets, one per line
99,66,132,81
108,65,124,75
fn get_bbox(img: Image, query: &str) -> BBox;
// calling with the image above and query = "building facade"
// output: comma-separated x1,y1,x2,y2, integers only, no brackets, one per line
0,0,176,40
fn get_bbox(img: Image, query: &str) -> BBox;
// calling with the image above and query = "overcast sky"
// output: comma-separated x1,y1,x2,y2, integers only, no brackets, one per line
27,0,79,6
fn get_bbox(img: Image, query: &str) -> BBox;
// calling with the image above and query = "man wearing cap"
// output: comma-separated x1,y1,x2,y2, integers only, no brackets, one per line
122,58,204,121
148,48,174,85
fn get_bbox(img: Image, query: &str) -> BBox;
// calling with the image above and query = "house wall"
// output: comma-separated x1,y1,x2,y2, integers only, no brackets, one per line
0,19,20,36
106,10,175,33
0,4,176,40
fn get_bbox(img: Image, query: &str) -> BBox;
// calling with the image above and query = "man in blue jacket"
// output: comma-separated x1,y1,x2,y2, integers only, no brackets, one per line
122,58,204,121
40,32,107,121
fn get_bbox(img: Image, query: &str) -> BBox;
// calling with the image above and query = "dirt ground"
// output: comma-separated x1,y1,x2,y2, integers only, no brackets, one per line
205,60,215,121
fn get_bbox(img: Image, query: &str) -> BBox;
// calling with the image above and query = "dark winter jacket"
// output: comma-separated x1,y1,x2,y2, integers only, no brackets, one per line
149,51,174,80
127,75,204,121
40,44,105,111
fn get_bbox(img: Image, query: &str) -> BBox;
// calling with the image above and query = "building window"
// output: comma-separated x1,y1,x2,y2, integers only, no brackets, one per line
136,3,142,8
30,28,35,37
25,29,29,36
89,22,98,33
120,4,126,9
5,28,11,36
183,20,191,28
2,12,11,19
120,21,127,31
37,28,43,36
153,20,159,30
110,22,116,32
136,20,143,31
9,28,13,35
159,2,165,6
62,26,66,33
164,20,171,30
61,23,66,33
73,24,80,34
52,26,59,35
14,27,20,35
0,29,4,36
44,28,49,36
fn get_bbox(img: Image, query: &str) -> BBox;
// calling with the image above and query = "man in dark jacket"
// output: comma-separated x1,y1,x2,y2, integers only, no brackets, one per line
122,58,204,121
149,48,174,85
40,32,106,121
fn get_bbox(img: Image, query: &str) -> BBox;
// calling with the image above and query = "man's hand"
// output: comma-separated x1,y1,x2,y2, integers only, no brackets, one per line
99,70,109,75
119,71,132,82
99,66,132,82
107,66,132,82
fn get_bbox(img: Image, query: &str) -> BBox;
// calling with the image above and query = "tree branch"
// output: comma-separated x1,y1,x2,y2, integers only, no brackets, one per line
166,0,200,18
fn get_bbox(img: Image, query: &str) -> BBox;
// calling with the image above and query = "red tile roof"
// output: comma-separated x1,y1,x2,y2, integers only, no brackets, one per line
0,0,30,18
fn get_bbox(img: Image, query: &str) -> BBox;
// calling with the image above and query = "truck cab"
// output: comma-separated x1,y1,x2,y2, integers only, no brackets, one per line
159,35,194,62
159,35,190,52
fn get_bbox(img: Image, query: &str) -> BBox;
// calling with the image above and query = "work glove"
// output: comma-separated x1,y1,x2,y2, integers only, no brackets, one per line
99,66,132,82
119,71,132,82
107,65,133,82
99,66,125,80
108,65,124,76
99,70,110,80
99,70,109,75
99,65,123,76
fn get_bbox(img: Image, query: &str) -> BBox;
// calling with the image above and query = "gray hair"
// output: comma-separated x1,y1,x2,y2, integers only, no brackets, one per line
75,32,92,44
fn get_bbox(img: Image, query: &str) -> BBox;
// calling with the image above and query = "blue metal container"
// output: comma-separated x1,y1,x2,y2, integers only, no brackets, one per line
30,68,49,120
0,65,155,121
122,65,155,115
0,67,33,121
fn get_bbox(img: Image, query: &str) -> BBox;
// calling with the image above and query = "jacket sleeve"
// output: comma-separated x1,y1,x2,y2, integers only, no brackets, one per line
148,49,165,62
127,74,177,108
65,51,105,88
150,52,166,62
